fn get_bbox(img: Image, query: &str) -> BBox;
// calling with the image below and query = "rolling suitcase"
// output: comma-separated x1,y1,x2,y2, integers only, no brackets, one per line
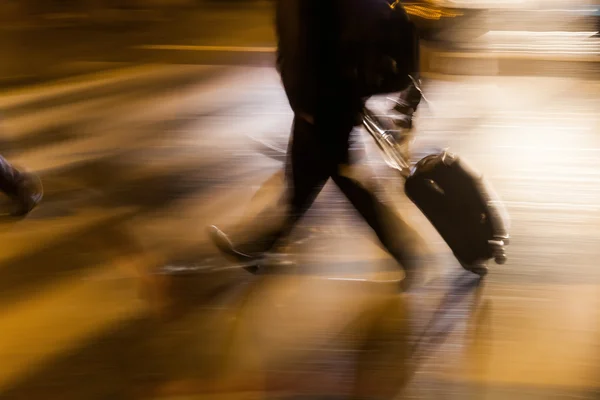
362,107,509,272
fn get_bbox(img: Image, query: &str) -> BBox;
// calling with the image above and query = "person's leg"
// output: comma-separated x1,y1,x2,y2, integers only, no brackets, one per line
0,155,42,216
329,124,426,288
209,115,331,261
332,169,424,273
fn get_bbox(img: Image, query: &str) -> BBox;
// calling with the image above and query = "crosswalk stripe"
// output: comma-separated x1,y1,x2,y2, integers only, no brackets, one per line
0,207,137,265
3,91,135,140
0,64,211,111
0,64,157,108
429,48,600,62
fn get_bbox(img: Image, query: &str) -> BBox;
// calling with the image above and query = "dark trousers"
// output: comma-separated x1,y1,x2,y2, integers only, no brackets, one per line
0,155,22,197
235,111,423,272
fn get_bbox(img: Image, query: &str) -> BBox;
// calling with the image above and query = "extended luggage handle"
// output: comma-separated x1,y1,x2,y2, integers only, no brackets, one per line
361,106,413,178
361,75,434,175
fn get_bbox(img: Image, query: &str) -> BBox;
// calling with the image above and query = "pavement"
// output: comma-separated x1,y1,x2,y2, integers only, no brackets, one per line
0,4,598,400
0,54,598,399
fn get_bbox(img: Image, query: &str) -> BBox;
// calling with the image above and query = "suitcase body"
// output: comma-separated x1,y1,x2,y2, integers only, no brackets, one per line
404,151,509,267
361,107,509,269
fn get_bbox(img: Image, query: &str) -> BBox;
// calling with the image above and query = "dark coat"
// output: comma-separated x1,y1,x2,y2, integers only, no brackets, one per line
274,0,363,121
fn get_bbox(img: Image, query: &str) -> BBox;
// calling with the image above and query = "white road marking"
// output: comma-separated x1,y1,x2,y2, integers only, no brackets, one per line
135,44,277,53
498,201,598,212
427,48,600,62
0,64,189,110
480,30,599,40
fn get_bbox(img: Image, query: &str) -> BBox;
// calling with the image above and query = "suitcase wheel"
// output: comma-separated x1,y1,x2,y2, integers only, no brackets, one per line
459,261,489,277
489,238,508,265
494,253,507,265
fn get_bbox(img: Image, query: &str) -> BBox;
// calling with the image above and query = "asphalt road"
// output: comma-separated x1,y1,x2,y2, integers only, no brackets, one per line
0,52,597,400
0,3,598,399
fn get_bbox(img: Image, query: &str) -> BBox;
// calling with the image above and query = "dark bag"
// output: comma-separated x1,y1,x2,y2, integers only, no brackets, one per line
404,151,510,267
362,108,510,269
340,0,420,97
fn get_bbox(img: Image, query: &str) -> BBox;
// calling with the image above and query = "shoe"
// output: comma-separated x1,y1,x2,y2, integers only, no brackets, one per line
11,172,43,217
398,255,430,293
399,267,428,292
207,225,260,274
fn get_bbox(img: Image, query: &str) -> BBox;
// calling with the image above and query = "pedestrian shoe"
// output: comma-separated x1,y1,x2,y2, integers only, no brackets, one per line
207,225,260,274
11,172,43,217
398,257,430,293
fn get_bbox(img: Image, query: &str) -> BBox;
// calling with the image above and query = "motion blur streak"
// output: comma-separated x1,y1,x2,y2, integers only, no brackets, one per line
0,1,598,399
